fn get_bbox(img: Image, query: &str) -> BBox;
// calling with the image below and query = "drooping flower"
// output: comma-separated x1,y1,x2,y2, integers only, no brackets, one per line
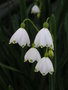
34,28,54,49
31,5,40,14
9,28,30,47
24,48,41,63
35,57,54,76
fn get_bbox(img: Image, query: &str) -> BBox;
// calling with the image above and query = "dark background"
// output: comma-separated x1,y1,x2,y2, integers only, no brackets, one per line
0,0,68,90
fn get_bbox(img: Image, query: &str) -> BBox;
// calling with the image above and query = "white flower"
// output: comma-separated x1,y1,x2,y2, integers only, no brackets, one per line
34,28,54,49
9,28,30,47
24,48,41,63
31,5,40,14
35,57,54,76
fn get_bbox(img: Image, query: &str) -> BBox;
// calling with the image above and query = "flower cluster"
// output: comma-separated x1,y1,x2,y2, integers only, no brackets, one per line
9,23,54,76
9,5,54,76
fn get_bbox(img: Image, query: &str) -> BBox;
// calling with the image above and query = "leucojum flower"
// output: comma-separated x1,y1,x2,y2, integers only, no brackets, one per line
31,5,40,14
35,57,54,76
9,18,54,76
9,28,30,48
23,26,54,76
34,28,54,49
24,48,41,63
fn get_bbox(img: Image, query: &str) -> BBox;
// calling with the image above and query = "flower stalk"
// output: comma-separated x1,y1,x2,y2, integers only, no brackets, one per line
21,18,39,32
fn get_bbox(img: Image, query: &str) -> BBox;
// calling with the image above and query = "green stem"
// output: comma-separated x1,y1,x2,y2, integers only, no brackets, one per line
44,47,48,57
23,18,39,32
46,17,49,22
49,14,57,90
39,0,42,12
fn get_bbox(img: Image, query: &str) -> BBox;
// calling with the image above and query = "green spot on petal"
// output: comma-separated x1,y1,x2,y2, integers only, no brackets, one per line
42,73,46,76
24,59,27,62
22,45,24,48
50,71,54,75
34,68,38,72
13,40,16,44
40,45,43,48
46,44,48,47
29,59,33,63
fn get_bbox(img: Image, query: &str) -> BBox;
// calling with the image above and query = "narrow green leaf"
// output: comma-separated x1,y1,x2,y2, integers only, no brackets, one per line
0,62,20,72
64,13,68,43
49,14,57,90
20,0,27,21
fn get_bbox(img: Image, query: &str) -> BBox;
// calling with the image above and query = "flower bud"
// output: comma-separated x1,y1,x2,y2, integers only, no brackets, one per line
48,49,54,59
31,5,40,14
37,13,40,18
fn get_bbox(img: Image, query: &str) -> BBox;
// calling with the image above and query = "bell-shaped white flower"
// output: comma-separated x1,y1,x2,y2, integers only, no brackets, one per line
9,28,30,47
31,5,40,14
24,48,41,63
35,57,54,76
34,28,54,49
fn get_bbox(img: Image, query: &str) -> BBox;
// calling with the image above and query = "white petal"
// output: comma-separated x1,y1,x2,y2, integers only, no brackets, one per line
35,59,42,71
9,28,30,47
35,57,54,76
31,5,40,14
44,29,54,49
34,28,54,49
45,57,54,74
24,48,41,63
34,28,47,47
35,57,49,75
18,29,30,47
9,28,23,44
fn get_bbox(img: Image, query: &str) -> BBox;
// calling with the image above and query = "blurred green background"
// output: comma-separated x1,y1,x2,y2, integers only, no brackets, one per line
0,0,68,90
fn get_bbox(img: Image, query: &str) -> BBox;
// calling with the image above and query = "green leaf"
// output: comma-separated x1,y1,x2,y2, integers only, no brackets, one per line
20,0,27,21
64,13,68,43
0,62,20,72
49,14,57,90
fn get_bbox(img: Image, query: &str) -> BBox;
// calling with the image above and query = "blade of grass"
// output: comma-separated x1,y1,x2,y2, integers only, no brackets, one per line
49,14,57,90
20,0,27,21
